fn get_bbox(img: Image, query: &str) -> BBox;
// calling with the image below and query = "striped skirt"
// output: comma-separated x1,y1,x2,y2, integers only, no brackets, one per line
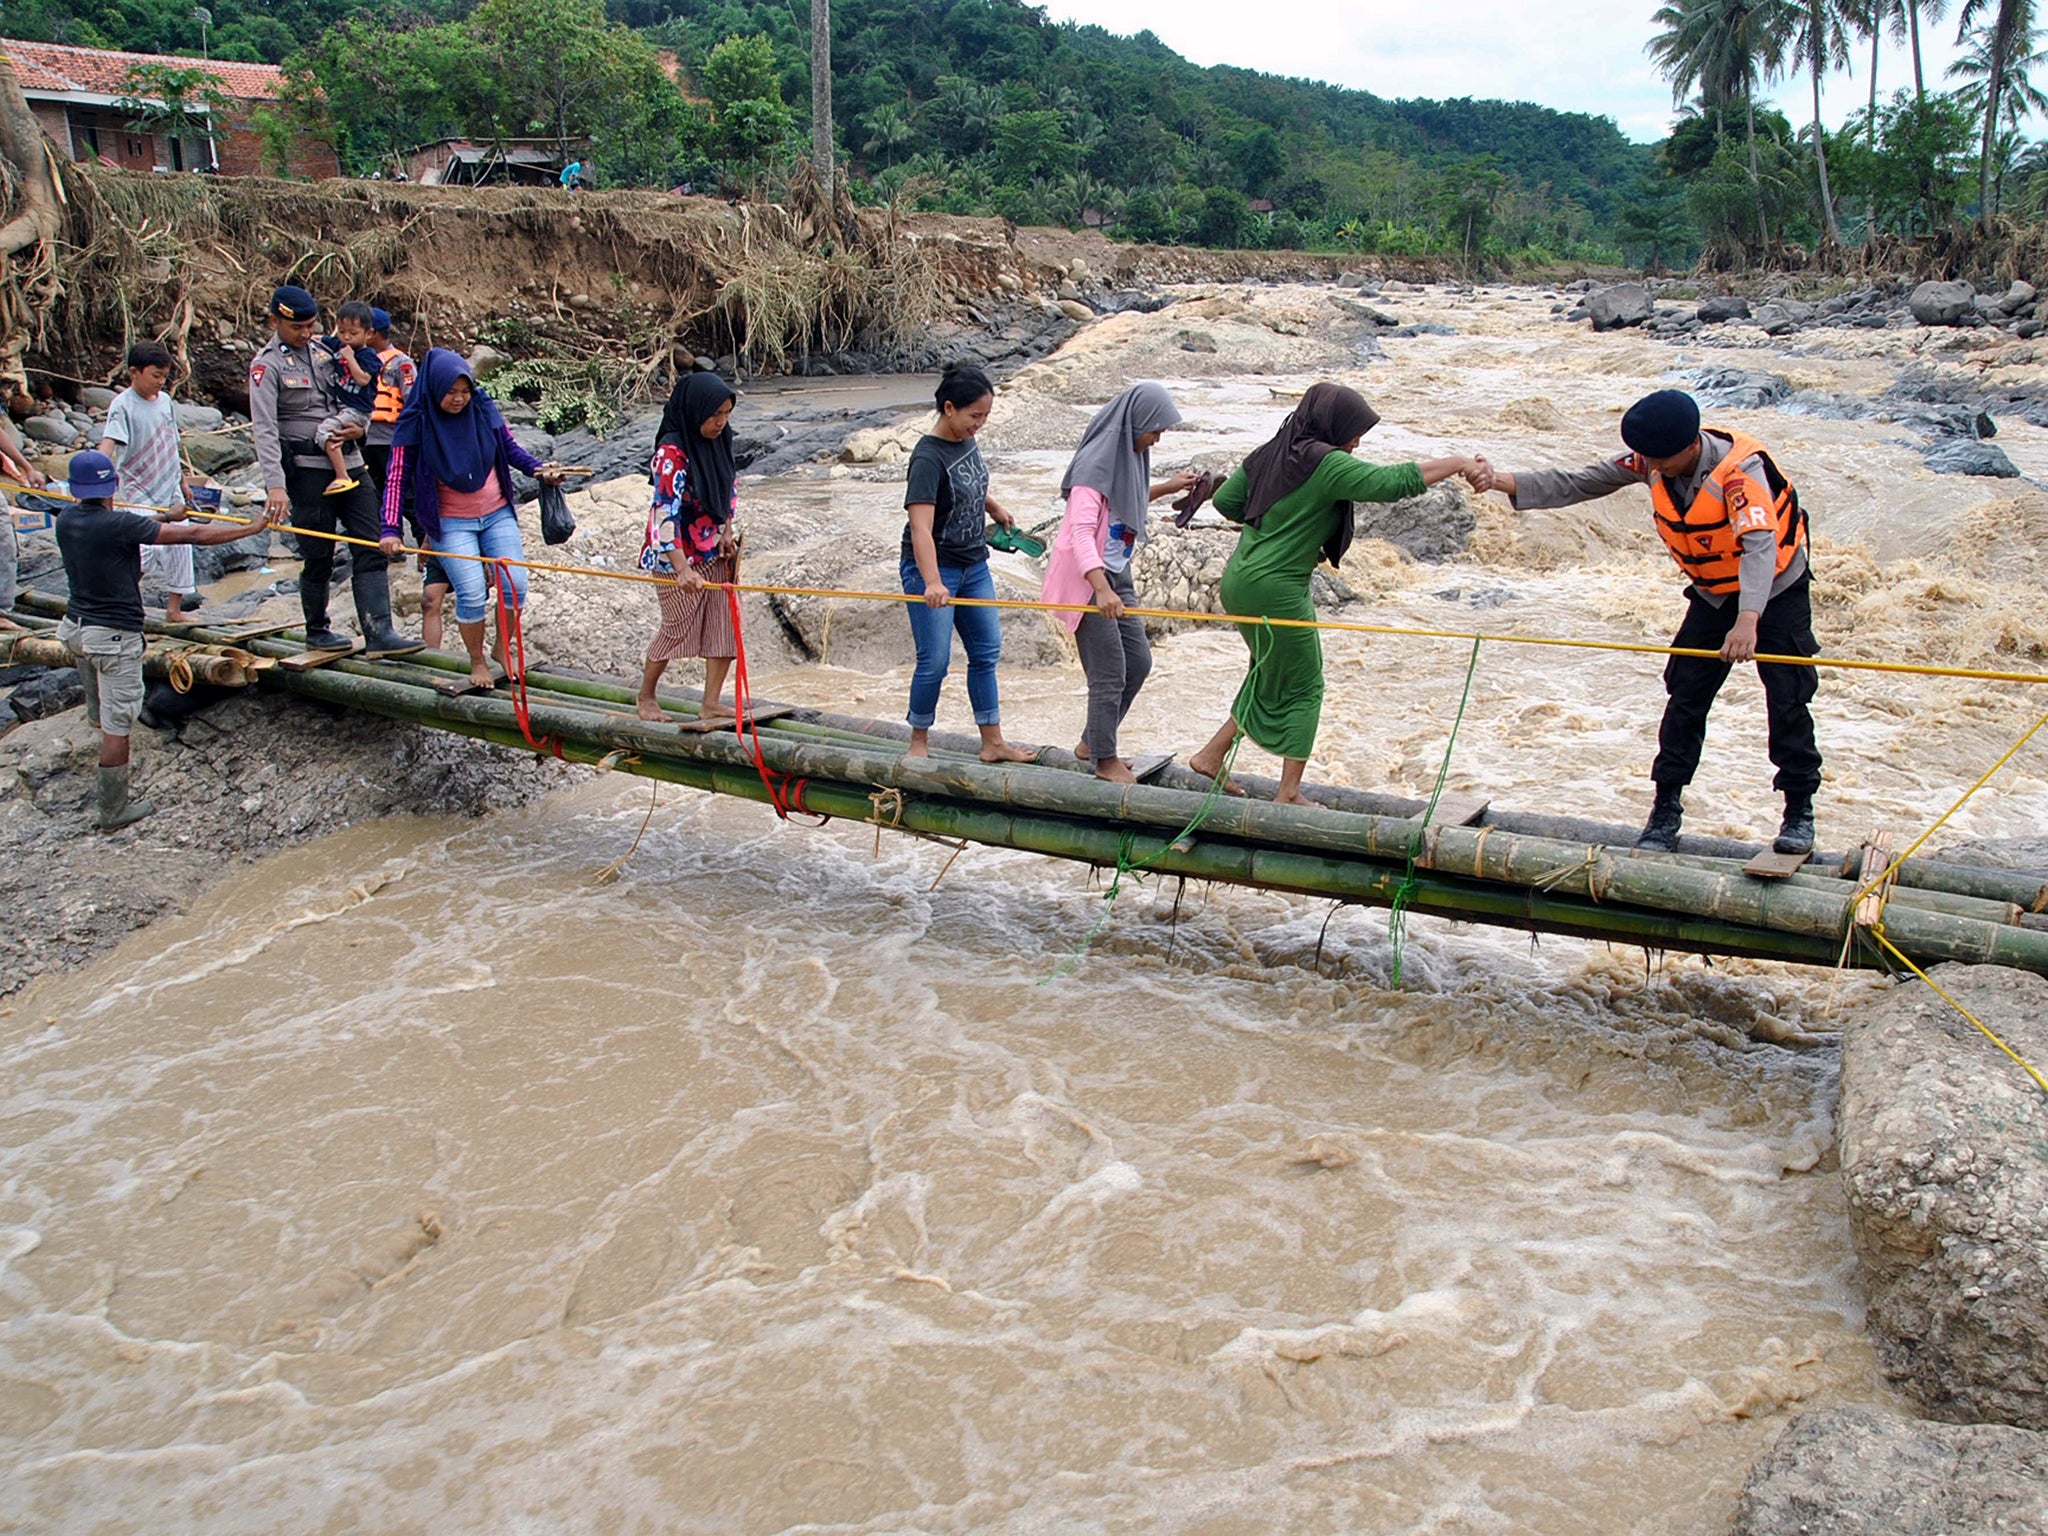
645,557,736,662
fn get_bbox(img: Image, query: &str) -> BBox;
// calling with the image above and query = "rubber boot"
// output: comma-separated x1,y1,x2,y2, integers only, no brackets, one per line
1636,785,1685,852
97,764,155,832
301,581,354,654
1774,791,1816,855
353,563,423,658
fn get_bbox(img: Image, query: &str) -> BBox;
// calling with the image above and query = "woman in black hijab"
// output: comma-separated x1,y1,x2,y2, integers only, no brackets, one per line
637,371,740,721
1189,383,1486,803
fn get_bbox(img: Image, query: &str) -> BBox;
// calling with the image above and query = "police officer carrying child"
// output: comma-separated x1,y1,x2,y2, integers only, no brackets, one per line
249,284,421,656
1477,389,1822,856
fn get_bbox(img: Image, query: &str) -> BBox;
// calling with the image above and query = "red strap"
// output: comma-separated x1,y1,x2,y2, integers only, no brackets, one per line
494,559,562,759
725,582,818,821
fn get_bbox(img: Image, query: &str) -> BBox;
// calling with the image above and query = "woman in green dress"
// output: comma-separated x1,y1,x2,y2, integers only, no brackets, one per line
1189,383,1486,804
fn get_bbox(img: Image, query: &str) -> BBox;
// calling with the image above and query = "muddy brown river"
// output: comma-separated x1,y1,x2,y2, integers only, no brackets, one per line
9,280,2048,1531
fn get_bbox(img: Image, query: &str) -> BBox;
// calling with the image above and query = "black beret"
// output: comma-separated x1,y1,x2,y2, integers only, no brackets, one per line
1620,390,1702,459
270,284,318,322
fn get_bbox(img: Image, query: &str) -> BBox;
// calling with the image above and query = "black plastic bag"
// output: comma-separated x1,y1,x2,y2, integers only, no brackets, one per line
539,481,577,545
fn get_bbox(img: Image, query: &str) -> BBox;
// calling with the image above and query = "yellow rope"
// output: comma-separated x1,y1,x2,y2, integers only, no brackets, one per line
15,479,2048,689
1871,925,2048,1099
1850,708,2048,909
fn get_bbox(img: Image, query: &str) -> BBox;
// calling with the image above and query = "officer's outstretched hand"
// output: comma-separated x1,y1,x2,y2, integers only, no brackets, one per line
379,536,403,557
1721,611,1761,663
266,488,291,523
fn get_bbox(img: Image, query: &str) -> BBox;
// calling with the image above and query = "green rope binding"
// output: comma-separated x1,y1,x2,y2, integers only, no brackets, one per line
1387,636,1482,987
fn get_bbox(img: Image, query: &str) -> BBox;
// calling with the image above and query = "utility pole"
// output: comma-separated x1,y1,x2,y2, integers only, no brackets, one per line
810,0,832,183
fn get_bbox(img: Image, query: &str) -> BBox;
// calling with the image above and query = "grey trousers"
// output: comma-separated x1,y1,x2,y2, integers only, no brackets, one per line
1074,565,1151,763
0,512,16,613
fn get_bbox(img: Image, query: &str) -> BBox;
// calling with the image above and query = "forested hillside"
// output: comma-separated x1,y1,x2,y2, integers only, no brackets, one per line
7,0,1648,261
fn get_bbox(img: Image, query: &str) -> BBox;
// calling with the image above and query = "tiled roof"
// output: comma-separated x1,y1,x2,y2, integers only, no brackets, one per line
2,38,284,101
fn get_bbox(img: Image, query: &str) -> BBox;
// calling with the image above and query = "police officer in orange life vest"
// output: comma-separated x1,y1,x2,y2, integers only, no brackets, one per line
1478,389,1820,856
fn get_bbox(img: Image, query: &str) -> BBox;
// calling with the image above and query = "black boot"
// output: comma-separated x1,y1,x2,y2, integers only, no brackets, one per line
354,564,423,658
301,584,354,654
1636,785,1685,851
1775,791,1816,855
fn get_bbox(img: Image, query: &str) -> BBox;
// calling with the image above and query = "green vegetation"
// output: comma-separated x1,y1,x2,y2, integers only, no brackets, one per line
1635,0,2048,265
17,0,1642,261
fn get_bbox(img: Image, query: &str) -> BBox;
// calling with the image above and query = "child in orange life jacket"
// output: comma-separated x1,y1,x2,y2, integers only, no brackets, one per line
1476,389,1820,856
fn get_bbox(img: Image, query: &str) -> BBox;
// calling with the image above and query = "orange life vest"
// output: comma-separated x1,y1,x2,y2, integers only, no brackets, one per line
371,346,410,424
1644,428,1806,598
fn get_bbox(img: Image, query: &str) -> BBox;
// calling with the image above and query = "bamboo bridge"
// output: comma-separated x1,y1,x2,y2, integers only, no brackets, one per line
12,587,2048,983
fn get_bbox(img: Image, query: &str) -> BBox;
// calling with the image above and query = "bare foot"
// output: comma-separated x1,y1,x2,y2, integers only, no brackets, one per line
1189,751,1248,796
980,742,1036,764
1273,788,1313,807
635,697,667,722
699,703,736,721
469,660,496,690
0,615,21,632
907,741,931,759
1094,760,1137,784
1074,739,1091,761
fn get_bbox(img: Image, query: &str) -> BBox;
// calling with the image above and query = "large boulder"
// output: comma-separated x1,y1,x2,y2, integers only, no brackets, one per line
1697,294,1752,323
1733,1407,2048,1535
184,431,256,477
1354,480,1475,563
1910,280,1978,326
1753,298,1815,336
174,402,223,433
18,414,77,446
1840,964,2048,1427
1584,283,1654,331
1692,367,1793,410
1923,439,2020,477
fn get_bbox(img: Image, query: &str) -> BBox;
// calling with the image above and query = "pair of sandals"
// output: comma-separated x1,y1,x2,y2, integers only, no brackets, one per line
1171,471,1226,527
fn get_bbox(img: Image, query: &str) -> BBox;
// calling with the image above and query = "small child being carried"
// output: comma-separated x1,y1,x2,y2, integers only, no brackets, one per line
314,299,383,496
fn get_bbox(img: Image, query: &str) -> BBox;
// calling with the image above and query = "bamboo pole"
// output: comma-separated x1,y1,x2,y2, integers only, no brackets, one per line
0,629,267,687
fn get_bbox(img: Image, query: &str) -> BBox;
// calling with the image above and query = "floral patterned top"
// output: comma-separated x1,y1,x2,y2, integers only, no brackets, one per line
639,441,736,575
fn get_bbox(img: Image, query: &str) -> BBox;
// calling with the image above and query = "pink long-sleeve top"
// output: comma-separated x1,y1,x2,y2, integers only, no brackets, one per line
1039,485,1117,633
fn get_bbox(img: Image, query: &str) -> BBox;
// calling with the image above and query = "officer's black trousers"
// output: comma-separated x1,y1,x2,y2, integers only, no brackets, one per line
286,465,389,623
1653,573,1823,797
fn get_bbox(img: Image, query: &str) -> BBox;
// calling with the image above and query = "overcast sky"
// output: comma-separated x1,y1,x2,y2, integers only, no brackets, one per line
1042,0,1975,143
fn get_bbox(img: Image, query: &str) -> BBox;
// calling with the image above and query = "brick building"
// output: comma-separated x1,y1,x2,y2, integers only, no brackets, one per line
4,39,338,179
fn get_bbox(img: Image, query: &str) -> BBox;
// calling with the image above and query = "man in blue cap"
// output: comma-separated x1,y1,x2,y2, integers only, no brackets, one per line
1478,389,1821,855
54,451,278,829
248,283,421,656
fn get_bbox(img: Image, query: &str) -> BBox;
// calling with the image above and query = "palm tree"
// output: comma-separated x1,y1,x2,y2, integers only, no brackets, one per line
1906,0,1954,98
811,0,831,182
1954,0,2032,225
1789,0,1853,244
861,102,916,168
1858,0,1908,143
1647,0,1795,245
1950,0,2046,218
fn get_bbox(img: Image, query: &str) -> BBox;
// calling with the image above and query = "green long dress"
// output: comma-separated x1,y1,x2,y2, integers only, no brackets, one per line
1212,452,1427,760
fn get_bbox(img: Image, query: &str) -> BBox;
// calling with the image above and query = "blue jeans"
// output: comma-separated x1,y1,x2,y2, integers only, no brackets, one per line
902,556,1001,729
433,506,527,624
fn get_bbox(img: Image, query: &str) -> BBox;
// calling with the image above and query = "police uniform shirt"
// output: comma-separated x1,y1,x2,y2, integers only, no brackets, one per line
248,333,366,490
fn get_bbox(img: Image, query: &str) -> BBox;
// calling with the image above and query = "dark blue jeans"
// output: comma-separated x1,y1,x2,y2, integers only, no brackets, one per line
902,556,1001,729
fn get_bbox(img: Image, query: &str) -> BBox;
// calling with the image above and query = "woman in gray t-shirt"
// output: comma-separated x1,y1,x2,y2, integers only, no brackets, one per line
900,364,1033,763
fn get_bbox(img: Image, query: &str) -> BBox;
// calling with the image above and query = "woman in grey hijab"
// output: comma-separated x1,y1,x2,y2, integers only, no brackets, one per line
1041,381,1196,782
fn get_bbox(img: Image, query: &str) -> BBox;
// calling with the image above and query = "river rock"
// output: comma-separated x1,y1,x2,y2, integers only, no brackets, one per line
1692,367,1792,410
1733,1406,2048,1535
184,431,255,476
1923,439,2020,477
841,418,926,465
1585,283,1654,331
1753,298,1814,336
2002,279,2039,312
1355,480,1475,563
79,386,118,410
1697,295,1752,323
1840,963,2048,1428
1056,299,1094,323
19,415,77,446
8,667,83,722
1910,280,1978,326
468,344,510,379
174,402,224,433
1174,329,1218,354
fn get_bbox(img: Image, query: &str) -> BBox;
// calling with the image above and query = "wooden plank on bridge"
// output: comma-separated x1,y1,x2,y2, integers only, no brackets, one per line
1743,848,1812,880
278,645,358,673
675,704,798,734
1423,792,1490,830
